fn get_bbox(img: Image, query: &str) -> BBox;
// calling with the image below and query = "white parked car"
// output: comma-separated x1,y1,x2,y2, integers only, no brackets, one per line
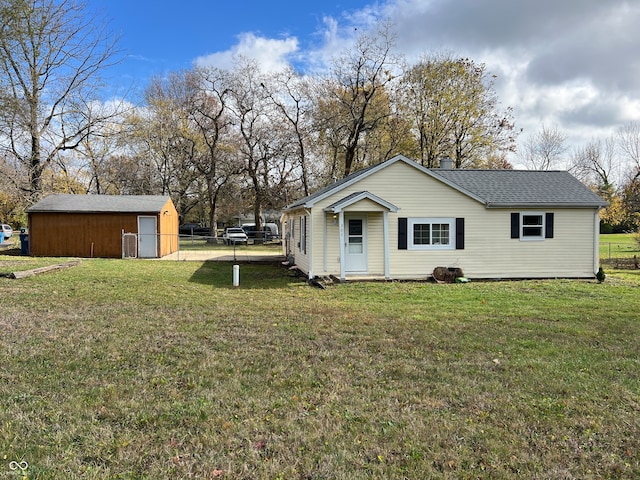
1,224,13,238
222,227,248,245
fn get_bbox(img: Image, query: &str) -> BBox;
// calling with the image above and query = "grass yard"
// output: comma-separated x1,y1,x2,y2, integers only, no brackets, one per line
0,256,638,479
600,233,640,263
178,238,283,252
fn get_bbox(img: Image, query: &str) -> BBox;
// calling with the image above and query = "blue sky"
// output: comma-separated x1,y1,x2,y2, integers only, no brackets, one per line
89,0,369,95
87,0,640,168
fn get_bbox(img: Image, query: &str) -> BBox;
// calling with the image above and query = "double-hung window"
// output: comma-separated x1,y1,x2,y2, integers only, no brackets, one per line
408,218,455,250
520,212,544,240
511,212,554,241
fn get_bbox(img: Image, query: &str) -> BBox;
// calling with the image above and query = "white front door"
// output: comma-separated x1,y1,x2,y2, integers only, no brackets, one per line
138,216,158,258
345,216,367,273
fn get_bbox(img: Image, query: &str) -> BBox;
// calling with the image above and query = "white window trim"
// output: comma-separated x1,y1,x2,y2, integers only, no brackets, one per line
520,212,545,241
408,217,455,250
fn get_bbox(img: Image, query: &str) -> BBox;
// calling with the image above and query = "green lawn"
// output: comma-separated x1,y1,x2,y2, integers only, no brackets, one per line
0,256,638,479
178,237,283,252
600,233,640,262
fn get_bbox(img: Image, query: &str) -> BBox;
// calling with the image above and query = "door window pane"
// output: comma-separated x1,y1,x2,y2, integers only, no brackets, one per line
348,219,363,254
348,242,363,254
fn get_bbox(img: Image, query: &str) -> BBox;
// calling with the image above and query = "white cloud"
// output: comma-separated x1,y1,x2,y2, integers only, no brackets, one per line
194,33,299,73
379,0,640,158
190,0,640,160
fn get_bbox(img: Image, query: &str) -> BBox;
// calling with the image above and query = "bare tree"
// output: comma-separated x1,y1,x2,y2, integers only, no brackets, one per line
315,23,400,177
123,70,214,223
261,67,315,197
227,58,296,230
189,66,240,235
616,121,640,181
569,138,616,198
520,124,567,170
54,99,133,195
0,0,121,201
399,54,516,168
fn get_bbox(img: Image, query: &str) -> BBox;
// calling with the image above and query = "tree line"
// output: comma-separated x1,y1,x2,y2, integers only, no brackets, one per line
520,122,640,233
4,0,638,236
0,1,518,233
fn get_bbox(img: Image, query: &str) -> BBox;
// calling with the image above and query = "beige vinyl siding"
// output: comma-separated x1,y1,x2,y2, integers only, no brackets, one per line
283,209,310,275
311,160,472,277
305,160,598,279
364,212,385,276
324,213,340,274
463,208,596,278
318,211,386,277
343,198,388,212
393,207,596,279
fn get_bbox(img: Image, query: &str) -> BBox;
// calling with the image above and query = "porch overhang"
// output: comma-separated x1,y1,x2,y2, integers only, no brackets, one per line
323,191,399,214
323,191,398,282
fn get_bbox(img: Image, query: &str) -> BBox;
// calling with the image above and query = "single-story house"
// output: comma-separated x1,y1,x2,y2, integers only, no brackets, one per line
281,154,608,281
26,194,179,258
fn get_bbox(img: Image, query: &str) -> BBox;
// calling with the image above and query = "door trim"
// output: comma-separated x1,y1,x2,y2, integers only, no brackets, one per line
138,215,158,258
345,215,368,273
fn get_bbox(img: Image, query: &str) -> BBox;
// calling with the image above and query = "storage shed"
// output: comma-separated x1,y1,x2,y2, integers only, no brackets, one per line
26,194,179,258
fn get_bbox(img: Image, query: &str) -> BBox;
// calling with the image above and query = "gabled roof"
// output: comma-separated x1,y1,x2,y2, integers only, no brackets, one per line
284,155,608,210
27,194,172,214
285,161,384,210
324,191,399,213
430,169,608,208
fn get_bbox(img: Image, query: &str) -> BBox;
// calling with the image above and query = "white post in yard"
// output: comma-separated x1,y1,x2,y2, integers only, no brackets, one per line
233,264,240,287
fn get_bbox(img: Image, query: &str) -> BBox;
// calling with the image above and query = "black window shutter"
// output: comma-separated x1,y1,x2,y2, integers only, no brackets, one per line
511,213,519,239
398,218,407,250
455,218,465,250
545,212,554,238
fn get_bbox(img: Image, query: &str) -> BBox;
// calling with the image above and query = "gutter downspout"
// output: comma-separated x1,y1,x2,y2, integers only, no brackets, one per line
323,212,328,273
339,211,345,281
594,208,601,276
305,208,313,279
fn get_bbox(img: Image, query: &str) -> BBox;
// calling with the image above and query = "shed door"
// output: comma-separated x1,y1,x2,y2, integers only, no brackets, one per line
345,216,367,273
138,216,158,258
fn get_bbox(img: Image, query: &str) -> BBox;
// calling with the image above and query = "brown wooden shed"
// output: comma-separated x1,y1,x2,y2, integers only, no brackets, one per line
26,194,179,258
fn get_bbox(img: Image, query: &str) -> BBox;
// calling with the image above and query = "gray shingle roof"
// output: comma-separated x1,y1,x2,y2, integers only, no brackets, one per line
324,191,399,213
284,155,608,210
285,162,381,210
27,194,171,213
431,169,608,207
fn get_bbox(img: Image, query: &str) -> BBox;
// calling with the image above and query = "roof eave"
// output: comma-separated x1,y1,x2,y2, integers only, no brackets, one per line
283,155,417,211
486,202,608,209
425,170,490,205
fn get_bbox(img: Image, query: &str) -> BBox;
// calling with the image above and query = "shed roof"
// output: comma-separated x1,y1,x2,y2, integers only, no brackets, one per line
27,194,172,214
